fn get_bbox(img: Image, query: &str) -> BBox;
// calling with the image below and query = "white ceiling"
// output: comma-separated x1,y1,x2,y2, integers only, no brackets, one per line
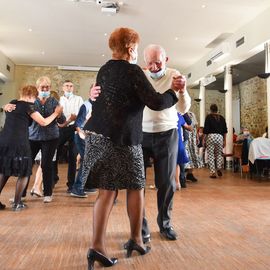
1,0,270,72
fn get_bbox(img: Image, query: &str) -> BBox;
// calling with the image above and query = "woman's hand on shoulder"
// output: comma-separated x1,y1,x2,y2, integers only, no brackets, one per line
3,103,16,112
89,83,101,101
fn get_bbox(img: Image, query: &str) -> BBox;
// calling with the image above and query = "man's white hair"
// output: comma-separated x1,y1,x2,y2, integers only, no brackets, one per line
143,44,166,62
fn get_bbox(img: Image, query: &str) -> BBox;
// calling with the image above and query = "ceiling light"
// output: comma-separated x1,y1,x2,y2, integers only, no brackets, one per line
104,33,107,36
174,37,179,41
201,4,207,8
41,51,45,55
28,28,33,32
101,54,105,57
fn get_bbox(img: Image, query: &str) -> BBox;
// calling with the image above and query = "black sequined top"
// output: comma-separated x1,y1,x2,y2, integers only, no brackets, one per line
84,60,178,145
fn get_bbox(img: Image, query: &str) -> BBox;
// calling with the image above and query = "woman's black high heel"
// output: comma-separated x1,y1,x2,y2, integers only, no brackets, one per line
87,249,117,270
125,239,151,258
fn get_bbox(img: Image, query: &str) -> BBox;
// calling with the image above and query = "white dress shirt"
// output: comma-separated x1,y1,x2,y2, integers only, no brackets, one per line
60,94,84,125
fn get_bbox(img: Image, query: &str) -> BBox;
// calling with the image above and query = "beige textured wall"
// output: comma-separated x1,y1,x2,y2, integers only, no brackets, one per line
237,76,267,137
189,88,225,127
189,76,267,137
15,65,98,100
1,65,268,137
0,65,97,127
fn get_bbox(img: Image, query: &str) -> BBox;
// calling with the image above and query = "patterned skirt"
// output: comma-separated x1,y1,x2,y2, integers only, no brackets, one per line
81,133,145,190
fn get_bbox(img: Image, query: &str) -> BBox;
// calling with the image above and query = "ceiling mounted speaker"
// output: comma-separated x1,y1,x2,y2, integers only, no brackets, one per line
257,73,270,79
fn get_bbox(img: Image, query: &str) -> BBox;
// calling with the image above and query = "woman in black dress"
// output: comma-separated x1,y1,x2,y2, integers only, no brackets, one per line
0,85,62,211
81,27,185,269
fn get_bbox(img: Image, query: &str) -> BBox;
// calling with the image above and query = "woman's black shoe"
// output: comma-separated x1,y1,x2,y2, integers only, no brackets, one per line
125,239,151,258
12,202,27,211
87,249,117,270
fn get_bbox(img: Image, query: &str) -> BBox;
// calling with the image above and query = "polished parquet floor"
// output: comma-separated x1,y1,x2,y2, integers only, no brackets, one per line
0,164,270,270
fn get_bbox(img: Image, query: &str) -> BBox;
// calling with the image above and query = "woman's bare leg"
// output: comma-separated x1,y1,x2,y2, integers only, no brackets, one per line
91,189,117,255
32,165,43,195
126,189,144,246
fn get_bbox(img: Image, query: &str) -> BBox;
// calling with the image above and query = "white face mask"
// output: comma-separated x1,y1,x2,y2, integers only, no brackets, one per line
130,48,138,65
39,91,50,99
64,91,73,98
150,67,166,80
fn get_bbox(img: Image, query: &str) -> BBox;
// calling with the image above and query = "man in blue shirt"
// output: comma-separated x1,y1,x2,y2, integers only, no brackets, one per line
70,98,96,197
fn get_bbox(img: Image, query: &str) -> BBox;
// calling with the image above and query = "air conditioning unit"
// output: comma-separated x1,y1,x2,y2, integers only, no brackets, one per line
0,51,14,82
209,42,230,63
0,73,7,83
201,75,216,86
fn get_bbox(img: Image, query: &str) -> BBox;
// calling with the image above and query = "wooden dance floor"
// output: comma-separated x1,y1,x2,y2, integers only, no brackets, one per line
1,164,270,270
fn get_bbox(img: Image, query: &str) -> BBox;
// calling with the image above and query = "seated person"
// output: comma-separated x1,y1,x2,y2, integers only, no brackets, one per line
235,127,253,169
236,127,253,146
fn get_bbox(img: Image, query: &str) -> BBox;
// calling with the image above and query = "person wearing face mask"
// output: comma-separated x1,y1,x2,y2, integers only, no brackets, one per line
236,127,254,145
140,44,191,242
56,80,83,193
80,27,185,269
26,77,66,203
0,85,63,211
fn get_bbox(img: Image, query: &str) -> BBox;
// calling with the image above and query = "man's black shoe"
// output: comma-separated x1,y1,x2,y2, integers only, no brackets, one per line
186,173,198,182
143,234,151,244
160,227,177,240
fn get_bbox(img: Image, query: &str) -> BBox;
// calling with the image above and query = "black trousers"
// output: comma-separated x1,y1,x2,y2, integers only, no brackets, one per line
28,139,58,196
56,126,77,188
142,128,178,234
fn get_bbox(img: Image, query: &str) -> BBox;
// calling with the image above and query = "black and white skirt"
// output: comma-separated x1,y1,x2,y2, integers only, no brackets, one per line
81,133,145,190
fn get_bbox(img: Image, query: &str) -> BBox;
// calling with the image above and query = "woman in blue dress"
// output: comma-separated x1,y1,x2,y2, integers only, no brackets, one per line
176,113,192,189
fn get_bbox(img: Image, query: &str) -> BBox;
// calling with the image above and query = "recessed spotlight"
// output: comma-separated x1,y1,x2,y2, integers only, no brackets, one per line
174,37,179,41
101,54,105,57
201,4,207,8
41,51,45,55
104,33,107,36
28,28,33,32
118,1,124,5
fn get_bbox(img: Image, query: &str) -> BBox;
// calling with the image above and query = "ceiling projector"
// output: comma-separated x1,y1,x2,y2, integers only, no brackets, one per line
101,2,120,13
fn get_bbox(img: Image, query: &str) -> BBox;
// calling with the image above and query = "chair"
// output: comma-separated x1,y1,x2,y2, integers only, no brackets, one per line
232,143,248,177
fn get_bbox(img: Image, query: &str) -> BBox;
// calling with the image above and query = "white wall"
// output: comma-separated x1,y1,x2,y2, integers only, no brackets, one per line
185,7,270,86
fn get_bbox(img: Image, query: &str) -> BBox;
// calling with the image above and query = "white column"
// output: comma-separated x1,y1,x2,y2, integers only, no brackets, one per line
267,78,270,138
265,42,270,138
199,81,206,127
224,65,233,168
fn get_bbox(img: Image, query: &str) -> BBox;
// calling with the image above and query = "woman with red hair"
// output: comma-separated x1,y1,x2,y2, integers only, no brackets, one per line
82,27,185,269
0,85,62,211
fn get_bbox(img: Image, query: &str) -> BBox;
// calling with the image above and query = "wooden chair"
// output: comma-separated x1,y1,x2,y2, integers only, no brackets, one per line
232,143,248,177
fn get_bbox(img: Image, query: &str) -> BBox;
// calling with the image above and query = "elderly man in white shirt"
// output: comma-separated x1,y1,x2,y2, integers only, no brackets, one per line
56,80,83,192
141,44,191,242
